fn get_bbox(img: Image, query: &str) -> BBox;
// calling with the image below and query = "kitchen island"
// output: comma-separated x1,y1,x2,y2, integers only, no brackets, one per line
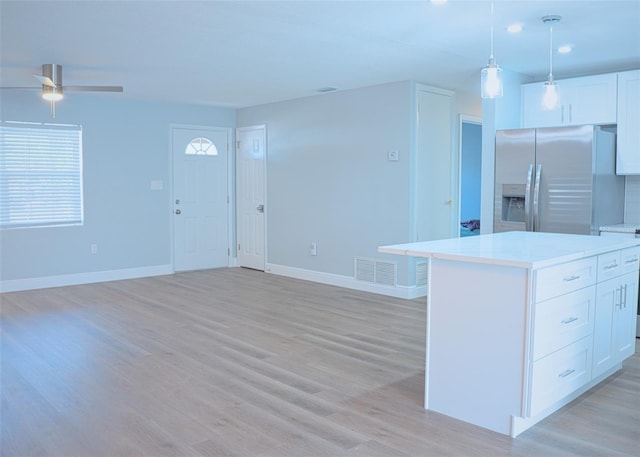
379,231,640,437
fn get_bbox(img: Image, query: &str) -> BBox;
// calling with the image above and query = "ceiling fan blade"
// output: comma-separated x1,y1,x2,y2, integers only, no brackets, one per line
64,85,124,93
32,74,56,87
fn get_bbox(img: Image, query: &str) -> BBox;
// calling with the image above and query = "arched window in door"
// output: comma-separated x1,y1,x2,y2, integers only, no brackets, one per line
185,137,218,156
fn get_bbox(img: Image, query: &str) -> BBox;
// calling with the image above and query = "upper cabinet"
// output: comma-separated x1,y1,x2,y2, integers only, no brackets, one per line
522,73,618,128
616,70,640,175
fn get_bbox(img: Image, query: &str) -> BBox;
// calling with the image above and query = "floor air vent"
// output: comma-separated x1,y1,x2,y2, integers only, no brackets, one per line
355,257,396,286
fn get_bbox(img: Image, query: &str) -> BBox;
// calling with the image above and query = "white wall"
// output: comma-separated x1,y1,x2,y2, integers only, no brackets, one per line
625,176,640,224
0,91,235,290
237,81,415,288
1,79,483,295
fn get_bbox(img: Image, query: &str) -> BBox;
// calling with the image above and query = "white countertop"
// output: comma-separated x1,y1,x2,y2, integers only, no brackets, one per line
599,224,640,234
379,231,640,269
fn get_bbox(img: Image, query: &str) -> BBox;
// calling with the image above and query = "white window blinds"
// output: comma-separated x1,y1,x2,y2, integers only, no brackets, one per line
0,122,83,229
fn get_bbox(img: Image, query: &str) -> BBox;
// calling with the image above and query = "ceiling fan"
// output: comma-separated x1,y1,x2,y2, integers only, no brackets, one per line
1,64,124,117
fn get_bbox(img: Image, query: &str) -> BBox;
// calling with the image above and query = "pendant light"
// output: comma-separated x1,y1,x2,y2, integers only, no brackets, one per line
481,0,503,99
541,15,561,111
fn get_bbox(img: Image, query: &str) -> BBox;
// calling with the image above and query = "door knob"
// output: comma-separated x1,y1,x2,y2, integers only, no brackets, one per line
257,204,264,213
175,209,181,215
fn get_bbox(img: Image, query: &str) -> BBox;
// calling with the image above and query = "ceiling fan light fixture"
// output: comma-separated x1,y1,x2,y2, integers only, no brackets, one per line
481,0,503,99
42,86,63,102
40,64,63,102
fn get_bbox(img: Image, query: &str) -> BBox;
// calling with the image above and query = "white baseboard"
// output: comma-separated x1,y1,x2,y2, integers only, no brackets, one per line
1,263,427,299
265,263,426,299
0,264,173,293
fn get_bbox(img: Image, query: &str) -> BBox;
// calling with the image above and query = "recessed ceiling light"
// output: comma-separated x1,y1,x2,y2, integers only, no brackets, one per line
558,44,573,54
506,23,523,33
430,0,448,5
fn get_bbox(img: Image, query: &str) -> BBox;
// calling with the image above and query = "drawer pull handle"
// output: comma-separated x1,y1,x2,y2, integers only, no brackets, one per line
563,274,580,282
561,317,578,324
603,262,618,271
624,257,638,264
558,369,575,378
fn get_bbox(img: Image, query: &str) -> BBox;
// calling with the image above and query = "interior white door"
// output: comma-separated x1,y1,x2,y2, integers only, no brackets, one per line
172,126,229,272
416,88,456,241
236,125,266,270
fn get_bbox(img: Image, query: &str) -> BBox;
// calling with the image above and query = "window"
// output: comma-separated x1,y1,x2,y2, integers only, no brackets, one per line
185,137,218,156
0,122,83,229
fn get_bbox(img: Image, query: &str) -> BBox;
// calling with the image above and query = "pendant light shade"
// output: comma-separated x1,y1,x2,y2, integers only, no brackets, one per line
481,61,503,99
541,15,561,111
542,80,560,111
481,0,503,99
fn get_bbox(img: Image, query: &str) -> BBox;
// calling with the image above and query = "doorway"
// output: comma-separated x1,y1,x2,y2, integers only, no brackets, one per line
459,116,482,237
171,125,230,271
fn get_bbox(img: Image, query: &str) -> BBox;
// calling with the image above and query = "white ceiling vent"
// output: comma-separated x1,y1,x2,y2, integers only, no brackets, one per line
355,257,396,286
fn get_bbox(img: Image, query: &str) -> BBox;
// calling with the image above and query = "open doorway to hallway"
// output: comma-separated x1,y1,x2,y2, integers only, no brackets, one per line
459,116,482,237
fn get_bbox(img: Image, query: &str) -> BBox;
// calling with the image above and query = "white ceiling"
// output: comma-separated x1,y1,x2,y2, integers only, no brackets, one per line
1,0,639,108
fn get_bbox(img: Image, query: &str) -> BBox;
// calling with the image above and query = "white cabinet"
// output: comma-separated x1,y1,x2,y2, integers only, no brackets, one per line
529,260,597,416
522,73,618,128
616,70,640,174
593,247,639,377
533,257,596,302
380,233,640,437
529,336,593,417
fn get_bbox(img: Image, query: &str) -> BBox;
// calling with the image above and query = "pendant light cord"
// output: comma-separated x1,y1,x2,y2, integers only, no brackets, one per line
489,0,495,61
548,25,554,83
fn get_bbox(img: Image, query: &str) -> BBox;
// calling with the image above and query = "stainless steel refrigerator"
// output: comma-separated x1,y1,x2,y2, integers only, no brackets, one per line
494,125,624,235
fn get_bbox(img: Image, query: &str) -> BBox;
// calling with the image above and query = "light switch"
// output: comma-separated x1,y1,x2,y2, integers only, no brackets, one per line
150,180,163,190
388,150,399,161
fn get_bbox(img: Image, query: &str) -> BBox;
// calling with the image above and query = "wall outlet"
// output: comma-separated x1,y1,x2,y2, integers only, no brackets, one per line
91,243,98,254
310,242,317,256
388,150,399,161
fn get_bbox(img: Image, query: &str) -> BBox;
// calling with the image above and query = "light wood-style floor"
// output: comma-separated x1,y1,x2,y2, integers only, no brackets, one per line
1,268,638,456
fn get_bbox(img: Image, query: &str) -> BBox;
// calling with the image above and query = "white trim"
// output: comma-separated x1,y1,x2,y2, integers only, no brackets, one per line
0,264,172,293
266,263,426,299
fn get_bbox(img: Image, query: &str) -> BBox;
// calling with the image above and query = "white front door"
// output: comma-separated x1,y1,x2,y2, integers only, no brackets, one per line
236,125,266,270
172,126,229,272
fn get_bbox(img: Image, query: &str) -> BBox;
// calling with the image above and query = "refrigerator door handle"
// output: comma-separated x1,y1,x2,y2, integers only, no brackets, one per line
524,164,534,231
533,164,542,232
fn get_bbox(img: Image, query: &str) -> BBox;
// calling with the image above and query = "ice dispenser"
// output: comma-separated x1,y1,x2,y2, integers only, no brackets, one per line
501,184,525,223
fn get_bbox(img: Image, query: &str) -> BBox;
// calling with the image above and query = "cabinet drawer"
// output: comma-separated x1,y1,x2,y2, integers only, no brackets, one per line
598,251,622,282
534,257,597,302
621,247,640,274
530,337,592,417
533,286,595,361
